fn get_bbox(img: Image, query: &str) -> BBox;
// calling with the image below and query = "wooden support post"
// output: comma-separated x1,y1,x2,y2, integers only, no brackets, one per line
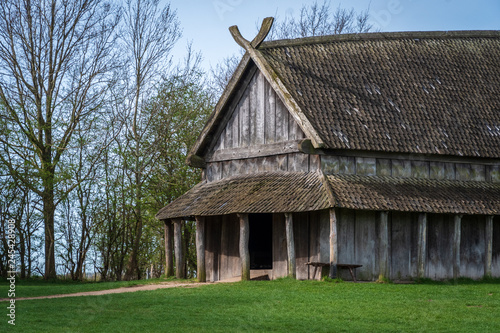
453,215,462,280
238,213,250,281
173,218,185,279
164,220,174,277
195,216,206,282
329,208,338,279
485,216,493,278
378,211,389,281
285,213,296,279
417,213,427,279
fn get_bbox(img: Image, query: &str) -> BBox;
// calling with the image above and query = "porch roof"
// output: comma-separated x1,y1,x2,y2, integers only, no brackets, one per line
156,172,500,220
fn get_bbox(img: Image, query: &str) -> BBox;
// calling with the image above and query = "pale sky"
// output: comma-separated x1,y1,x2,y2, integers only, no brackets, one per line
169,0,500,71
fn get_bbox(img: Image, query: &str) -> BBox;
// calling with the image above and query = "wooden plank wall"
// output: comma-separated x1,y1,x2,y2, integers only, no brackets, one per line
390,212,418,280
321,155,500,182
211,71,305,153
460,215,485,279
206,153,320,181
272,214,288,279
493,216,500,277
426,214,454,280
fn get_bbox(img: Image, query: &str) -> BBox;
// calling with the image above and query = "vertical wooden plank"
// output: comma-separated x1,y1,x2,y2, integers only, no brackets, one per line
164,220,174,277
460,215,485,279
319,210,330,278
471,164,486,181
354,211,377,281
329,208,338,279
249,74,258,145
288,112,297,140
456,164,471,181
308,211,319,280
294,212,309,280
321,155,340,175
225,113,234,149
309,154,320,172
376,159,392,176
229,215,242,279
195,216,206,282
255,72,265,145
453,215,462,280
337,209,355,280
489,165,500,182
285,213,296,278
273,213,288,279
219,215,229,281
173,219,185,279
417,213,427,279
378,211,389,280
238,213,250,281
392,159,411,178
232,107,239,148
411,160,430,179
430,162,445,180
443,162,456,180
264,79,276,143
240,90,250,147
277,154,287,171
391,212,416,281
485,216,494,277
356,157,376,176
339,156,356,174
275,96,289,142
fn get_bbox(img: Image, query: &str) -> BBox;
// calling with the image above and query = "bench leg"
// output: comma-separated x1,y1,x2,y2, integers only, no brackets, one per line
349,267,357,282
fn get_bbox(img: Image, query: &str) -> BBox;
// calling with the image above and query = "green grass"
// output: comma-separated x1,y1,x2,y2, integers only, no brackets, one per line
1,278,499,332
0,276,185,298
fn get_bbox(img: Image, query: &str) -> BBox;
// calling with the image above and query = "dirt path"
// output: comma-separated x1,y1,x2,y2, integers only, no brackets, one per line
0,281,206,301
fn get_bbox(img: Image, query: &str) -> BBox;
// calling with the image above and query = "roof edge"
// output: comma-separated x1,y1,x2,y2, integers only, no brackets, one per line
259,30,500,49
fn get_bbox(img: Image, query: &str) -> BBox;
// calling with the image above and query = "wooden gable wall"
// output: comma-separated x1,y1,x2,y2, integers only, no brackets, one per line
205,70,321,182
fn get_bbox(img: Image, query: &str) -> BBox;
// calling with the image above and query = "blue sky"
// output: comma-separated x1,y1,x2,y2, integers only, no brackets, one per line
169,0,500,70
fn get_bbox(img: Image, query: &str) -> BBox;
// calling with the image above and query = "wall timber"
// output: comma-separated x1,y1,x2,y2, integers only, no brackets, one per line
321,155,500,182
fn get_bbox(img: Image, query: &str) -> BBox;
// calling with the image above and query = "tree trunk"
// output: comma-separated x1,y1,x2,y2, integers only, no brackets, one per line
42,169,56,279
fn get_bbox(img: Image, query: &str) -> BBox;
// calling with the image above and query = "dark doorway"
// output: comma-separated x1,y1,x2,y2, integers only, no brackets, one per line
249,213,273,269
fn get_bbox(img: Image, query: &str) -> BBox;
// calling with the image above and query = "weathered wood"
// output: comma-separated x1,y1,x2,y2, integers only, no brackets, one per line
238,213,250,281
321,155,340,175
264,83,276,143
453,214,463,280
337,209,355,280
417,213,427,279
411,160,430,178
329,208,338,278
378,211,389,280
164,220,174,277
240,90,250,147
285,213,296,278
471,164,486,181
173,219,185,279
356,157,376,176
250,17,274,48
376,159,392,176
186,154,206,168
339,156,355,174
392,159,411,178
272,213,288,279
255,72,265,145
354,210,377,280
456,164,471,181
275,94,289,142
391,212,417,280
485,216,494,277
208,140,302,162
195,216,206,282
460,215,485,279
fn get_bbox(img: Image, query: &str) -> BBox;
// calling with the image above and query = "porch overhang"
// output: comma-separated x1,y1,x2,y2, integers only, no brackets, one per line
156,172,500,220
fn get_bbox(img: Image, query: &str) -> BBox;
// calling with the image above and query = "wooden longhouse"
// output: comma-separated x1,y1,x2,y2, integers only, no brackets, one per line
157,18,500,282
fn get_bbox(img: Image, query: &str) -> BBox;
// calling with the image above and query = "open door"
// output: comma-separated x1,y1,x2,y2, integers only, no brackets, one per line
249,213,273,270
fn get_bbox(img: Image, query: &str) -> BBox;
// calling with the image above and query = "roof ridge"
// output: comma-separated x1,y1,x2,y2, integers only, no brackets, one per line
259,30,500,49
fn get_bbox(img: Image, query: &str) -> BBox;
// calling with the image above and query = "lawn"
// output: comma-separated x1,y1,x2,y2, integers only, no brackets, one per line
1,278,499,332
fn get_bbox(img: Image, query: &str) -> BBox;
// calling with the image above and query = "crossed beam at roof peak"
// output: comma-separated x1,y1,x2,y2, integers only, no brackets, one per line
229,17,274,50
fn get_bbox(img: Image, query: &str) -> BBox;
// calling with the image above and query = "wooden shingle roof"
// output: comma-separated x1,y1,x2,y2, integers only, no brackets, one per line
156,171,500,219
258,31,500,158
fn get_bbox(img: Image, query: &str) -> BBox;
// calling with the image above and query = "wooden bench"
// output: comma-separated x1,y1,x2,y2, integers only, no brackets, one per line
306,262,363,282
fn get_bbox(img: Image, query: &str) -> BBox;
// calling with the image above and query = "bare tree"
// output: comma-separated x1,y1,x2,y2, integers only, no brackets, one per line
0,0,120,279
120,0,181,280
